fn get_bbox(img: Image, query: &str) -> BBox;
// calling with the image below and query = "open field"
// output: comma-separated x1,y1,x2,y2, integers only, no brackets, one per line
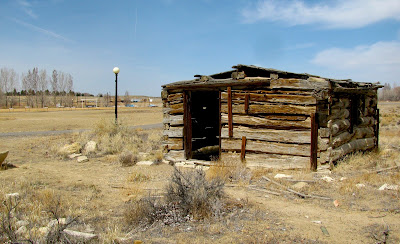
0,102,399,243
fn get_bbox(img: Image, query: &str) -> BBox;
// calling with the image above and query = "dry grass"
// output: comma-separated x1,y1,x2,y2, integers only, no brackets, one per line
207,157,251,184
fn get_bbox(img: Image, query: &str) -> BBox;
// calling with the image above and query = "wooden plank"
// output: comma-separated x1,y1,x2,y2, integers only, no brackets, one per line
270,78,329,90
240,136,246,161
221,152,309,169
169,103,184,114
218,91,222,158
221,139,310,157
162,115,184,126
168,93,183,102
310,113,318,171
221,126,311,144
375,109,379,148
163,138,183,150
221,114,311,130
330,137,375,162
228,87,233,138
221,92,317,105
183,92,192,159
244,94,249,114
163,127,183,138
165,150,185,161
249,104,315,115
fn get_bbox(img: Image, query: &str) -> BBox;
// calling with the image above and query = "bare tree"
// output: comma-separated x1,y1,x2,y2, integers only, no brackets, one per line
66,73,73,107
124,90,130,106
8,69,18,108
32,67,39,107
58,71,66,107
39,69,48,107
51,70,58,106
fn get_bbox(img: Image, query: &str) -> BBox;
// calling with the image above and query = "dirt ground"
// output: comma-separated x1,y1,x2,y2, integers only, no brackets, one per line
0,102,399,243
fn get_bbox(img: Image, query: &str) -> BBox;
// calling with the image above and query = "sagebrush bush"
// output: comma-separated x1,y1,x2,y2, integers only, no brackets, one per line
119,150,138,167
207,157,251,183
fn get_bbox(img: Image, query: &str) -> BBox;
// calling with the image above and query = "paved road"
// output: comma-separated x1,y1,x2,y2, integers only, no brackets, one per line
0,123,163,137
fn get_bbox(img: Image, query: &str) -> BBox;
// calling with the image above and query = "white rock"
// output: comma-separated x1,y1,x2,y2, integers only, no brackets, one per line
378,183,399,191
15,226,27,236
356,183,365,188
274,174,293,179
136,161,153,166
340,177,347,181
77,156,89,163
321,176,334,182
311,220,322,225
16,220,29,228
84,141,97,154
38,227,49,236
63,229,98,241
48,218,67,228
68,153,82,159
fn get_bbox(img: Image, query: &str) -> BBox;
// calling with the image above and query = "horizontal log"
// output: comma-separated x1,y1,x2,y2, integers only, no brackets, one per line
319,151,329,164
164,150,185,161
240,89,314,96
163,115,184,126
318,128,330,138
161,89,168,100
221,126,311,144
221,92,316,105
333,87,377,95
318,137,330,151
221,114,311,130
332,131,353,148
221,103,315,115
168,103,184,114
221,139,310,157
163,138,183,150
358,117,375,127
221,152,309,169
354,127,374,139
330,137,375,162
168,93,183,102
270,78,329,90
328,119,350,136
163,127,183,138
331,98,350,109
328,108,350,121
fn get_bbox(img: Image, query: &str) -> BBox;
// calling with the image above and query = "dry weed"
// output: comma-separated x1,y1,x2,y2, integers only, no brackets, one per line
207,157,251,184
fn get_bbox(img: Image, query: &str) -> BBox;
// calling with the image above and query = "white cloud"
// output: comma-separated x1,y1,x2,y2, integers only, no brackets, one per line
312,41,400,82
11,18,73,43
16,0,38,19
242,0,400,28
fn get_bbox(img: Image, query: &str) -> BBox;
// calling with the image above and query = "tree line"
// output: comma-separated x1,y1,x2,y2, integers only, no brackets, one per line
378,83,400,101
0,67,74,108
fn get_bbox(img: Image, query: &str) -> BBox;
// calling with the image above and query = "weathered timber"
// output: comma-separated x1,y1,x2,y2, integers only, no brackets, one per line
310,113,318,171
165,150,185,161
270,78,329,90
221,92,317,105
358,117,375,127
163,138,183,150
228,87,233,138
319,151,329,163
318,128,330,138
333,87,377,95
183,92,192,159
331,131,353,148
221,103,315,115
329,119,350,136
168,103,184,114
240,136,246,161
318,137,330,151
354,127,374,139
221,139,310,157
161,89,168,100
221,114,311,130
221,126,311,144
244,94,249,114
168,93,183,104
163,115,184,126
331,98,350,109
330,137,375,162
328,108,350,121
163,127,183,138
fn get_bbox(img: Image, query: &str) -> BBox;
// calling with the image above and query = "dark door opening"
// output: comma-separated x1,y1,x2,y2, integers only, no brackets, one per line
190,91,220,160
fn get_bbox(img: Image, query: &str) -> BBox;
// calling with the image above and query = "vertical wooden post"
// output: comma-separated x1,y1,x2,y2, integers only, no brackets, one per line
227,87,233,138
240,136,247,162
218,90,222,158
183,91,192,159
244,93,250,114
375,108,380,149
310,113,318,171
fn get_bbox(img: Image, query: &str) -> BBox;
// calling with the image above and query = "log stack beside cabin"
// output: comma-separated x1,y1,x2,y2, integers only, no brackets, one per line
161,64,382,170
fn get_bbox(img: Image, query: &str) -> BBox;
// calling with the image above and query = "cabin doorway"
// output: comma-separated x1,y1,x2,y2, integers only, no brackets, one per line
185,90,220,160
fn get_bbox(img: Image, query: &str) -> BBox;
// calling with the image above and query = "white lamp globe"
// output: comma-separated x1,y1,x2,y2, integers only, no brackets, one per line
113,67,120,74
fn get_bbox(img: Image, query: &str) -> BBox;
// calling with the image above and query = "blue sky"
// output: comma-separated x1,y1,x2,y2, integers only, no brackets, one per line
1,0,400,96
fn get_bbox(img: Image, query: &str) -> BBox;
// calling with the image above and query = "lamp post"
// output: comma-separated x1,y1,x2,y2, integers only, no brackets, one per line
113,67,120,123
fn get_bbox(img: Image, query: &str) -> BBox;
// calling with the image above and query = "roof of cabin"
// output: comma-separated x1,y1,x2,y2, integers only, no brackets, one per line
162,64,382,90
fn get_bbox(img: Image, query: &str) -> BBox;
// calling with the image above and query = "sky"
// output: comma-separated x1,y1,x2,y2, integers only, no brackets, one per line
0,0,400,97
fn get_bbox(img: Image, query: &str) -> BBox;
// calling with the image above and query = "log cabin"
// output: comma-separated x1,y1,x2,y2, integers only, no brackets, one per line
161,64,382,170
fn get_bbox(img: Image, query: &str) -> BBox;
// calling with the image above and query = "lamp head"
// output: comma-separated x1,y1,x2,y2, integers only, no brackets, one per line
113,67,120,74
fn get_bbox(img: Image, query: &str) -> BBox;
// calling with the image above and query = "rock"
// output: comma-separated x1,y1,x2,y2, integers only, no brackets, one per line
356,183,365,188
77,156,89,163
38,227,49,237
0,150,9,165
136,161,153,166
340,177,347,181
59,143,81,155
333,199,340,207
274,173,293,179
63,229,98,242
378,183,399,191
292,182,308,190
48,218,67,228
311,220,322,224
68,153,82,159
16,220,29,228
15,226,28,237
84,141,97,154
321,176,334,182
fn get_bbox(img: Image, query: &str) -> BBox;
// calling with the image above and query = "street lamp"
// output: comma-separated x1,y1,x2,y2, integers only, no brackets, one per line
113,67,120,123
